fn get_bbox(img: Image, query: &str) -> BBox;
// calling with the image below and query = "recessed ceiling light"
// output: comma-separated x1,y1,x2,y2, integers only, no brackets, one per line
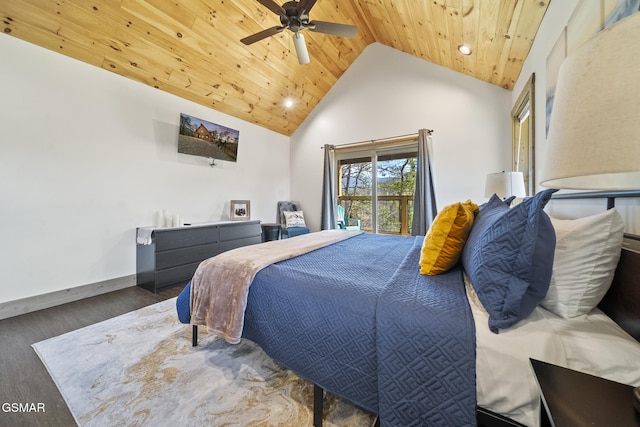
458,45,472,55
284,98,294,109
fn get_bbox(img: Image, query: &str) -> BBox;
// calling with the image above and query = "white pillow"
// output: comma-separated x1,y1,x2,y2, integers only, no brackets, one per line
283,210,306,228
541,208,624,318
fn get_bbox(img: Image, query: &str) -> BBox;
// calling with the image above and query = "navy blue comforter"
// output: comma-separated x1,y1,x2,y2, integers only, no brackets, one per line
242,233,476,426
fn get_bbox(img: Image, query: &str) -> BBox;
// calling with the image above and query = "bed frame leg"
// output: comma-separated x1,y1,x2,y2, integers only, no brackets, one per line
312,383,378,427
192,325,198,347
313,384,323,427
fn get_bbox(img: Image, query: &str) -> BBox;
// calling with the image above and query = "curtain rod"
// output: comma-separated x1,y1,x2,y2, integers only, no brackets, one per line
320,129,433,150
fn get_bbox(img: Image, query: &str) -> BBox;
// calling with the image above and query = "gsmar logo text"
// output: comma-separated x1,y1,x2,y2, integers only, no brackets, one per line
2,402,46,412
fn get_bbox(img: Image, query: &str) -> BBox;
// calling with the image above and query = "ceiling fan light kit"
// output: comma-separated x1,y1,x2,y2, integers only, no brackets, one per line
241,0,357,65
293,32,310,64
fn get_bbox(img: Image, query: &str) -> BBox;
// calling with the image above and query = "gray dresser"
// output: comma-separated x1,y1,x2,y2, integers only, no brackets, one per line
136,220,262,293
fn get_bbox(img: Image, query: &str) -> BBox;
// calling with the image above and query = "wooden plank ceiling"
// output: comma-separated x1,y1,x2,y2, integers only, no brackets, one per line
1,0,549,136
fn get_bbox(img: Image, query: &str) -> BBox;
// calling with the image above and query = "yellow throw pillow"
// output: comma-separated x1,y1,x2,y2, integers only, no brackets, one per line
420,200,479,275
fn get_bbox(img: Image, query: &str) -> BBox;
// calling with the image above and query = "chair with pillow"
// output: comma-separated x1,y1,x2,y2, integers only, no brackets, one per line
277,201,310,238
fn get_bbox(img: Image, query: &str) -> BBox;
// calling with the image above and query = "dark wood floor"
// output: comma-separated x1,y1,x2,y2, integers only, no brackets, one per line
0,285,183,427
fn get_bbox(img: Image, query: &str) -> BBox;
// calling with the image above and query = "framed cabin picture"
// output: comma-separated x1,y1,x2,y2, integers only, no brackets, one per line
178,113,240,163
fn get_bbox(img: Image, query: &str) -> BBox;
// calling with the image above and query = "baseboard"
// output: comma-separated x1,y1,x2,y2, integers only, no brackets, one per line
0,275,137,320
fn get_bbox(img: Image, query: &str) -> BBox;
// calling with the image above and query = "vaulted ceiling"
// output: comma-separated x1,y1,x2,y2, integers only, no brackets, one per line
2,0,549,136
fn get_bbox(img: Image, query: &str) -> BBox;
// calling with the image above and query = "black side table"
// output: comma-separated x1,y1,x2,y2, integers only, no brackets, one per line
530,358,640,427
261,223,281,242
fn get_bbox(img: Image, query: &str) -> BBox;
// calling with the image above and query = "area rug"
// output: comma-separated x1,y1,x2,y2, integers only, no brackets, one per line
32,298,375,426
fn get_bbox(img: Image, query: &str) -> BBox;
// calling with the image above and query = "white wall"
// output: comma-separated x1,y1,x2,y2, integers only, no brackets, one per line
513,0,639,234
291,43,512,231
0,35,290,304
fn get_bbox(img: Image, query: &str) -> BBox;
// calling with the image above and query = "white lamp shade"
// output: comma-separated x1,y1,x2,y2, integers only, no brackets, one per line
485,172,526,199
293,32,310,65
540,13,640,190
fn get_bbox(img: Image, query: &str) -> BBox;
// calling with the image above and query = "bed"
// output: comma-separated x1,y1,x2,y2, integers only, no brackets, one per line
176,190,640,427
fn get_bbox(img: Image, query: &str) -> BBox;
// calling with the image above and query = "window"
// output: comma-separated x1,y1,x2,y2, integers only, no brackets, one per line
512,73,535,196
337,141,418,235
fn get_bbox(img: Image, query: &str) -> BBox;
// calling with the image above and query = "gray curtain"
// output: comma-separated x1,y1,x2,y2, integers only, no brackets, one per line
411,129,437,235
320,144,337,230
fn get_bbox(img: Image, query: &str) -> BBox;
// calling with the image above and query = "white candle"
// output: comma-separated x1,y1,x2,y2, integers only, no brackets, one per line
154,211,163,227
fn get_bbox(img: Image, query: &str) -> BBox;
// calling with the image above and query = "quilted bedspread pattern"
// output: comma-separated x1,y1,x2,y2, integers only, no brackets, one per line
241,234,476,426
376,237,476,426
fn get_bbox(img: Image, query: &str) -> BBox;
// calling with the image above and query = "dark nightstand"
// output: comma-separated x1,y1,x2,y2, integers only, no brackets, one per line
261,223,281,242
530,358,640,427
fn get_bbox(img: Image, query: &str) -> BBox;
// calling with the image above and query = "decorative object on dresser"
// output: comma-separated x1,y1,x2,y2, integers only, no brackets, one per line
136,220,261,293
230,200,251,220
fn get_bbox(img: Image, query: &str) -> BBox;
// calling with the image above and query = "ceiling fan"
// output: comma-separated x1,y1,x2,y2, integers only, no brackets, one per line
240,0,358,64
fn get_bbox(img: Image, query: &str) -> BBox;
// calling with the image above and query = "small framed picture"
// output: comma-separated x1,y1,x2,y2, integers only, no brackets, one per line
230,200,250,220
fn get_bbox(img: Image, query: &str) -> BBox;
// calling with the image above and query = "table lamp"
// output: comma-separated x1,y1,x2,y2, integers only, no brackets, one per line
485,171,527,200
540,13,640,190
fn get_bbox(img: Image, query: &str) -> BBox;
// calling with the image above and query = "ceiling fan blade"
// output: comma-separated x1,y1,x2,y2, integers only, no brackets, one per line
240,26,285,45
296,0,317,15
256,0,286,16
308,21,358,38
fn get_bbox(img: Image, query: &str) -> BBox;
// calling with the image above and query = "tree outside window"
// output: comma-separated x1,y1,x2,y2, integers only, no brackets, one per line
339,152,417,235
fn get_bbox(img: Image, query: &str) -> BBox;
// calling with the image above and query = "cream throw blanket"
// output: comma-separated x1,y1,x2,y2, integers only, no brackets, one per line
190,229,362,344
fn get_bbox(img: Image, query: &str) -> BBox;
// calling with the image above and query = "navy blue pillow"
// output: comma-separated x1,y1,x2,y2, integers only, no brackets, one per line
461,189,557,333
